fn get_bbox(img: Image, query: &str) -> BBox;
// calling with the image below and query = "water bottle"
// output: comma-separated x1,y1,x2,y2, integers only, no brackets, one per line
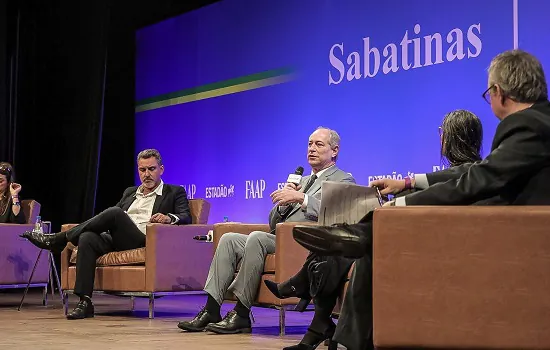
33,216,43,234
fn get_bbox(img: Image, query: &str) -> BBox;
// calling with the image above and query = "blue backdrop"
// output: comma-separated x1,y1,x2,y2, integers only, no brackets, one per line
134,0,546,224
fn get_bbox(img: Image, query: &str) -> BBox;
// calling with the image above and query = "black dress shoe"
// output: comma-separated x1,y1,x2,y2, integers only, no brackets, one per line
177,308,222,332
204,310,251,334
264,279,297,299
20,231,67,253
66,300,94,320
292,224,368,259
284,326,337,350
294,297,311,312
264,280,311,312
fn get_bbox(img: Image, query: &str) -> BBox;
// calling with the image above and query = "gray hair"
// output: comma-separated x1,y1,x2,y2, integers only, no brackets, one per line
316,126,341,160
488,50,548,103
137,149,163,165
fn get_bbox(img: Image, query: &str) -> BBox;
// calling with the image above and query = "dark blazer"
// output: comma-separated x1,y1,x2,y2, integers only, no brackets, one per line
115,183,192,225
405,101,550,205
0,197,27,224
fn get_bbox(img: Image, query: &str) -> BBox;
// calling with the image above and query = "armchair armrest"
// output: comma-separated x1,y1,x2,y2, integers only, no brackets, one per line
0,223,50,284
372,206,550,349
212,223,270,251
144,223,214,292
274,221,317,282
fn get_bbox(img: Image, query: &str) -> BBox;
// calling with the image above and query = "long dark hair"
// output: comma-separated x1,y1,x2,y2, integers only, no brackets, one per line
0,162,15,215
440,110,483,167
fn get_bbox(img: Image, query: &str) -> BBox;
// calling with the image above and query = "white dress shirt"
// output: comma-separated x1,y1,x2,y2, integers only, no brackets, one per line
126,181,164,234
301,165,334,210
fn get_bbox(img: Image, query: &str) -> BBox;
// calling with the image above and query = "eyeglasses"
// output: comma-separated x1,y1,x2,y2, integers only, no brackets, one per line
482,85,495,104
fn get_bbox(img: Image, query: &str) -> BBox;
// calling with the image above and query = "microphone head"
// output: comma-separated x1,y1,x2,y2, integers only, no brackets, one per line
288,166,304,185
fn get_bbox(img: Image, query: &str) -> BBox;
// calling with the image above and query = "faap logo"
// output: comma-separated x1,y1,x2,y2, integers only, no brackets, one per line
245,179,266,199
181,184,197,199
205,184,235,199
277,182,286,190
432,165,447,172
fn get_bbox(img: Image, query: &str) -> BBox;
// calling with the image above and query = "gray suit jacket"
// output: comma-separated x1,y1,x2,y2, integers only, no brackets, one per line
268,166,355,231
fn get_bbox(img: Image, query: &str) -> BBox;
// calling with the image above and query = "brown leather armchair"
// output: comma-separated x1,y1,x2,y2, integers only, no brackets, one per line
371,206,550,349
0,200,49,300
60,199,213,318
213,221,316,335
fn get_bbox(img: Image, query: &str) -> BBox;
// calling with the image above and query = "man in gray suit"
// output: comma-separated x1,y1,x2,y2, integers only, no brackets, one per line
177,127,355,334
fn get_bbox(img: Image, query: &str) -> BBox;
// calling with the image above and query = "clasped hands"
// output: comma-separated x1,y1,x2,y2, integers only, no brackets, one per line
270,183,305,206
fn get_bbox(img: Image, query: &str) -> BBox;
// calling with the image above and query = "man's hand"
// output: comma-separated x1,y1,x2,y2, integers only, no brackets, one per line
10,183,21,196
283,182,302,191
150,213,171,224
370,178,412,195
270,188,305,206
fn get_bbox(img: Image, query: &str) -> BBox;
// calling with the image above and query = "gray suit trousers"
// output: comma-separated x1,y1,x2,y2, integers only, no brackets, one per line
204,231,276,309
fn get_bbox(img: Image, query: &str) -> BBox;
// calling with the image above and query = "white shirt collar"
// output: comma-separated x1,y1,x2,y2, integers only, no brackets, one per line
136,180,164,197
311,164,335,178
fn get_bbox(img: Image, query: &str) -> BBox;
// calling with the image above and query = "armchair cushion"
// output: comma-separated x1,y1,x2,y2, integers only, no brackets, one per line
69,247,146,266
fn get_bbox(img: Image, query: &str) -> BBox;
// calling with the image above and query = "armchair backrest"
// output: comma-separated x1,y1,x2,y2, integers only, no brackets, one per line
21,199,41,224
189,199,210,224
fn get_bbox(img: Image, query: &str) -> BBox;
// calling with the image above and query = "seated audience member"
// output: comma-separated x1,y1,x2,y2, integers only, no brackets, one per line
21,149,192,319
292,50,550,350
177,127,355,334
264,109,484,350
0,162,26,224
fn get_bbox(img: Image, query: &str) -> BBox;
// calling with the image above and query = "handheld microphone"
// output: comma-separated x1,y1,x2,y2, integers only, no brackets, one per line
286,166,304,186
277,166,304,218
193,230,213,242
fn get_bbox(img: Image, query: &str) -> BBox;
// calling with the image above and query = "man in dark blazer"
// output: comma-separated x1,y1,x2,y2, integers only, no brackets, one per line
292,50,550,350
22,149,191,319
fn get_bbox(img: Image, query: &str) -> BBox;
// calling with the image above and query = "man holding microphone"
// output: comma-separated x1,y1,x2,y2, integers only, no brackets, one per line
177,126,354,334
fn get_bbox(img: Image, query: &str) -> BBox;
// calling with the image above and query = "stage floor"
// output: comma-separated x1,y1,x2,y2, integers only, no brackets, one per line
0,289,323,349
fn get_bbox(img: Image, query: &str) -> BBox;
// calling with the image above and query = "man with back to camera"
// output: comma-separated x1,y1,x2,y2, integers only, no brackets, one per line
21,149,192,319
177,127,355,334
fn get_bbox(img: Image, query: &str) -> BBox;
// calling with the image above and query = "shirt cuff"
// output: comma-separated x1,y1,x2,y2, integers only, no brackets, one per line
414,174,429,189
395,197,407,206
168,213,179,225
301,194,309,211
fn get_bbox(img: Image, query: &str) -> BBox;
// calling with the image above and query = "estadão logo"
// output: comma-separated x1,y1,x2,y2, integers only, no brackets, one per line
205,184,235,199
328,23,482,85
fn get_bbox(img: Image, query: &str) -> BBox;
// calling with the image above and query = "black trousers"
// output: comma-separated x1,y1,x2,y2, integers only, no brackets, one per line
287,252,354,335
333,220,374,350
65,206,146,297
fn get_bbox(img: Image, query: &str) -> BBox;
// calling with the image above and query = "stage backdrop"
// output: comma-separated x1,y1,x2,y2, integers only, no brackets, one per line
134,0,545,224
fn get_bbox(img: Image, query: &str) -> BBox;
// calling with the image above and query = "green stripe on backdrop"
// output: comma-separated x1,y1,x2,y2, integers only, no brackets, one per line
135,67,294,113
